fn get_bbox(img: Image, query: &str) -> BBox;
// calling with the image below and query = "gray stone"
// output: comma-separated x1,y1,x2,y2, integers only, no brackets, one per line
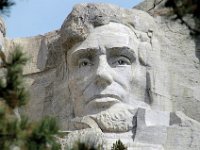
0,1,200,150
134,0,200,123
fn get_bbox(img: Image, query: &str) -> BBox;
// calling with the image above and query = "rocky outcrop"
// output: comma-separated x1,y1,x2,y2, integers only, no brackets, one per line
0,1,200,149
134,0,200,123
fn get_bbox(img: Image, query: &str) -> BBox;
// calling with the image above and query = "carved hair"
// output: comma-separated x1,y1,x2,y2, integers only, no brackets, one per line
60,3,157,50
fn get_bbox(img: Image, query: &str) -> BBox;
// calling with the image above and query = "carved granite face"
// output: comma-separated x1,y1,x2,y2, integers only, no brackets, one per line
67,22,146,117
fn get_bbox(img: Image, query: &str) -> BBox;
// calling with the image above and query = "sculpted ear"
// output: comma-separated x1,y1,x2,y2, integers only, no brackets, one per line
138,42,151,67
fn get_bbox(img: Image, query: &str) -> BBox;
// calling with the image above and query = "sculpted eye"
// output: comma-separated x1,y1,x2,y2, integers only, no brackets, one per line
78,58,92,68
118,60,128,65
112,56,131,67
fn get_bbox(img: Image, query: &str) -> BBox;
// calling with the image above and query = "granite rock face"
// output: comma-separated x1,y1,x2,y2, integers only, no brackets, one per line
0,1,200,150
134,0,200,123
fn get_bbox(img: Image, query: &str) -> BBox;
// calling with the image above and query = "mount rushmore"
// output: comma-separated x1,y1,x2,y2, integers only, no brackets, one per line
0,1,200,149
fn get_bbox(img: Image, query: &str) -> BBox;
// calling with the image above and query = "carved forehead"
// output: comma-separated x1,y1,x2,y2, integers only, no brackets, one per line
67,22,138,55
60,3,157,51
92,22,133,34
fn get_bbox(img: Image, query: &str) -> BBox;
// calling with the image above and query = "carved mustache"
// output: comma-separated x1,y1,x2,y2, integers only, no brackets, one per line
86,94,122,105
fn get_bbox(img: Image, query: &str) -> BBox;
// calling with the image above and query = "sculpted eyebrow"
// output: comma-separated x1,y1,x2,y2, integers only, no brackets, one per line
107,47,136,62
69,48,97,65
71,48,97,58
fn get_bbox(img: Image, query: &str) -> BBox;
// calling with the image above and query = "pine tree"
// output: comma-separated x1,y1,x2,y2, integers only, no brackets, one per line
0,46,61,150
111,140,127,150
0,0,15,15
165,0,200,35
71,141,97,150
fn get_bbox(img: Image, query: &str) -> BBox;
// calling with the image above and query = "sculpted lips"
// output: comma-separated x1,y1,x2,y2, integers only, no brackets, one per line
86,94,122,105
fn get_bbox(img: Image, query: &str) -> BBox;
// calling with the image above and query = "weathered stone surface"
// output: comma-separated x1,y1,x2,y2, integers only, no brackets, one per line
2,30,69,121
134,0,200,123
0,1,200,149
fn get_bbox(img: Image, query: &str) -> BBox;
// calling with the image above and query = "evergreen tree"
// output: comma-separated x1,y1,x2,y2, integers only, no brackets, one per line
111,140,127,150
0,0,15,15
165,0,200,35
71,141,97,150
0,46,61,150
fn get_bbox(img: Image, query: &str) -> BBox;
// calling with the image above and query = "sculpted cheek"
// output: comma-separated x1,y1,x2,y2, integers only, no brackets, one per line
113,66,133,90
69,73,95,97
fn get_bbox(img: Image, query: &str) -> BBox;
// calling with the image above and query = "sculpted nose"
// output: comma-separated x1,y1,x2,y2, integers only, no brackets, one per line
95,57,113,86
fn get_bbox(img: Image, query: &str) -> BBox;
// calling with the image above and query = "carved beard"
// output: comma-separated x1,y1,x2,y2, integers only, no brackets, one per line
90,103,138,132
69,102,150,133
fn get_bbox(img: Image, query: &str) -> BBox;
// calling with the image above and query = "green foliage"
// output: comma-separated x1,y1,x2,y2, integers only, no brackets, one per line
111,140,127,150
0,111,31,149
0,0,15,15
165,0,200,35
71,141,98,150
0,47,61,150
0,46,28,109
165,0,199,17
28,117,60,150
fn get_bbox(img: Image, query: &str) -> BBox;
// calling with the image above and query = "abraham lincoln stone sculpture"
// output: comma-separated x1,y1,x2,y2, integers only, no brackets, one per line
1,2,199,150
60,4,150,130
55,3,200,149
56,3,200,150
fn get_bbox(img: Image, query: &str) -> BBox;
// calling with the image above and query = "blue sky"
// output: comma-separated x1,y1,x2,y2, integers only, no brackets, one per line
3,0,143,38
